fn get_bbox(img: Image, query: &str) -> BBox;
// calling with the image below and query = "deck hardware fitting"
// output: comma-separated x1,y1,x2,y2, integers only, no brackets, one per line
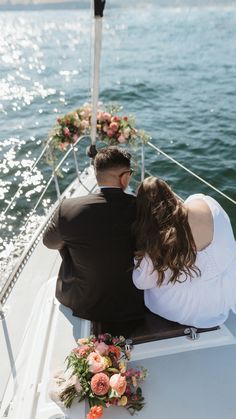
184,327,200,340
125,338,133,351
0,305,8,320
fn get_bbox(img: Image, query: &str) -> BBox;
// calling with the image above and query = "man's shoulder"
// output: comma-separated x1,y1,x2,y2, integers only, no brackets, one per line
60,193,101,210
60,191,136,213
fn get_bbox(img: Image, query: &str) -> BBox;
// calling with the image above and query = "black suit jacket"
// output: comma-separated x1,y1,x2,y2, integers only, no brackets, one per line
43,188,145,322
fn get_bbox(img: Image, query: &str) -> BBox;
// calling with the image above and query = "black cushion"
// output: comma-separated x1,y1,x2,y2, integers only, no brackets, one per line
92,310,219,344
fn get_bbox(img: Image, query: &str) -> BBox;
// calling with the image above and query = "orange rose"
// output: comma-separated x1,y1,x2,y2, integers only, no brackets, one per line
108,345,120,359
87,405,103,419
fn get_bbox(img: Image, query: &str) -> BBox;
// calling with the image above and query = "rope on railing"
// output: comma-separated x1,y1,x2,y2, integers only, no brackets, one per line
147,141,236,206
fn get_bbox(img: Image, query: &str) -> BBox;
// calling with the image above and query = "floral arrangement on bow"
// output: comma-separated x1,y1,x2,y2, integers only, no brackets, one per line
49,103,150,151
50,333,147,418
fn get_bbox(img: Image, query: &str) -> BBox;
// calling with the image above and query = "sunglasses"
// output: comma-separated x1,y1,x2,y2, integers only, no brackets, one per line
119,168,134,177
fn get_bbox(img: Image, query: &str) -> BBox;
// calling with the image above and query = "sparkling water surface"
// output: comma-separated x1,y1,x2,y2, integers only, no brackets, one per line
0,1,236,286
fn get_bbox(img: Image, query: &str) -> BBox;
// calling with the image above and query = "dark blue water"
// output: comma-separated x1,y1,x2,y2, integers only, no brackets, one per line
0,1,236,282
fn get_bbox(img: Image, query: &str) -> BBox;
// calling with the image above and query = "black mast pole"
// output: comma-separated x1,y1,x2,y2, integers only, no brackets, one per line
94,0,106,17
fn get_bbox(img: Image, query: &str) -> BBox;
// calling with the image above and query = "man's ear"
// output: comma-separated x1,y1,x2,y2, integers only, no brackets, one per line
119,173,129,190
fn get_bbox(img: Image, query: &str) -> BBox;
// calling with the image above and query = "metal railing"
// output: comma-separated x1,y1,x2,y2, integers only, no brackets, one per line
146,142,236,206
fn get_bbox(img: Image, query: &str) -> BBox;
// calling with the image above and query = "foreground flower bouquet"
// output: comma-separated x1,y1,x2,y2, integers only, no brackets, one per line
49,103,150,151
50,334,147,418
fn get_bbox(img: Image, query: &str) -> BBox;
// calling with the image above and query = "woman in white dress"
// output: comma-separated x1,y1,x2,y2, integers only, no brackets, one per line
132,176,236,328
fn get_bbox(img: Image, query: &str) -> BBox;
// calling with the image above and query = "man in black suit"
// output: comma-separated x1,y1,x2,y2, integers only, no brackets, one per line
43,146,145,324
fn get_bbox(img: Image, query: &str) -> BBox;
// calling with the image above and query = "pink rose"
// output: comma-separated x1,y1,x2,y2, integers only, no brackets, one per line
113,115,120,122
97,111,110,122
107,129,114,138
95,341,109,356
109,373,127,396
87,351,105,373
125,368,134,377
103,112,111,122
109,122,118,132
91,373,110,396
63,127,70,137
117,134,126,143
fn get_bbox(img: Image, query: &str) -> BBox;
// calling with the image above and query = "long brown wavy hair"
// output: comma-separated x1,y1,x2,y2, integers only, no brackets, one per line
133,176,200,285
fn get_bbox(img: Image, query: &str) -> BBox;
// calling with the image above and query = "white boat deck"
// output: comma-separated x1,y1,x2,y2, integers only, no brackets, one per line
1,167,236,419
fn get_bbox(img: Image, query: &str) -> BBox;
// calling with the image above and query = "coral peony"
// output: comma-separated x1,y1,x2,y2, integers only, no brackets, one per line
91,373,110,396
87,405,103,419
87,351,105,373
109,373,127,396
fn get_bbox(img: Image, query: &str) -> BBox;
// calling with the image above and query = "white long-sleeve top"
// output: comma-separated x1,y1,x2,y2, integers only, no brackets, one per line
133,194,236,328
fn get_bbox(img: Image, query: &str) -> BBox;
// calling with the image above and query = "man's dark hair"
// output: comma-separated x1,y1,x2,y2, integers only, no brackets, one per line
94,146,131,172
